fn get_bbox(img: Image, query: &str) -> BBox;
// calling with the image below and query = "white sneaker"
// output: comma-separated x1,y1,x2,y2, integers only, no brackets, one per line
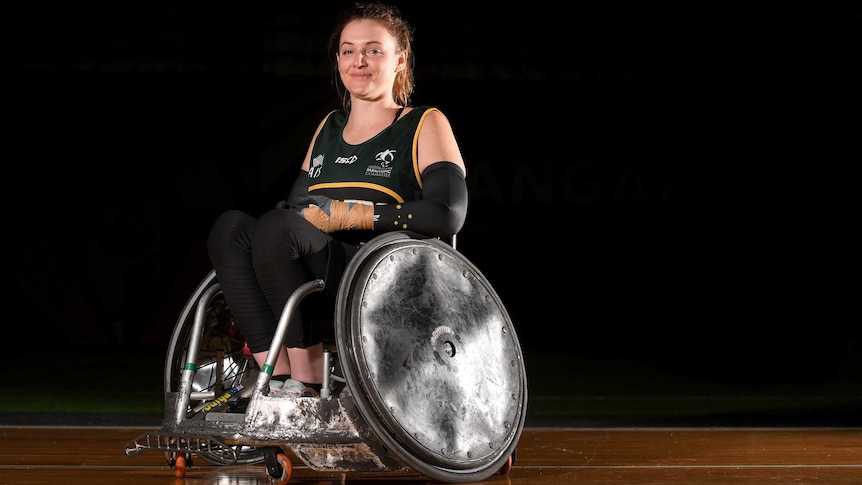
268,378,318,398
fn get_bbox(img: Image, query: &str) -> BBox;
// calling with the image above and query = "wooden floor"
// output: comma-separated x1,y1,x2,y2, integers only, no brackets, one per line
1,426,860,484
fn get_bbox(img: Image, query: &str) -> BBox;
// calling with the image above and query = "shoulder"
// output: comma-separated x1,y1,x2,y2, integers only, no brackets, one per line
413,106,465,171
407,106,443,117
321,109,345,126
407,106,452,129
415,107,456,138
313,110,345,136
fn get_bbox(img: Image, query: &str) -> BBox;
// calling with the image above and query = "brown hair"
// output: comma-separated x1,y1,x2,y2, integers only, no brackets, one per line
328,2,415,112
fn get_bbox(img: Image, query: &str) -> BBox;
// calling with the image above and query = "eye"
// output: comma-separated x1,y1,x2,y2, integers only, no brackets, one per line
365,48,384,56
341,49,353,56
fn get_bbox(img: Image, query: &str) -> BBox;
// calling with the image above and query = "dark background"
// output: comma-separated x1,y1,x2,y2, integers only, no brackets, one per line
7,4,859,386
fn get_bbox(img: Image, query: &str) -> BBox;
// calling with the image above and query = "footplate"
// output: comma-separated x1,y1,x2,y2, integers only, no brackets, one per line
125,432,238,464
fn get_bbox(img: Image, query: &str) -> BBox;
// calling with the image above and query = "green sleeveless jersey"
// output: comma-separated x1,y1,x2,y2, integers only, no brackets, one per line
307,106,438,204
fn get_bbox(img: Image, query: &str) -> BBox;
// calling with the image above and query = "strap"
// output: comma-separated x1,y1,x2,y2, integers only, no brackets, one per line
391,106,405,125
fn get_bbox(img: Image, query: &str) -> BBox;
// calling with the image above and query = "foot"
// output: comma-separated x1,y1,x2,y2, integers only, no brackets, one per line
269,378,318,398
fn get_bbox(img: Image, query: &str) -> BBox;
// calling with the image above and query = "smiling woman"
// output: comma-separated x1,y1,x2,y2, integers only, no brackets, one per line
335,21,407,117
331,3,414,113
206,1,468,401
7,0,857,443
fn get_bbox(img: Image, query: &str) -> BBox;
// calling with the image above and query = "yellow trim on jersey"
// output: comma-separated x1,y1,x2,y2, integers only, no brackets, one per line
412,107,439,189
318,110,337,129
309,182,406,203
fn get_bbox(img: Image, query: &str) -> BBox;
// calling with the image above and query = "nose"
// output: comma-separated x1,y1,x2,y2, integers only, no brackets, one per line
353,53,365,67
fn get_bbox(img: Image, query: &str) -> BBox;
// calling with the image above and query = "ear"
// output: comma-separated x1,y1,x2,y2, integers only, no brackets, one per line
396,52,407,72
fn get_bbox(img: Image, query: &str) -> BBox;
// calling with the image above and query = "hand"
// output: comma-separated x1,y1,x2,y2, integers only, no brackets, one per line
300,195,334,232
300,197,373,232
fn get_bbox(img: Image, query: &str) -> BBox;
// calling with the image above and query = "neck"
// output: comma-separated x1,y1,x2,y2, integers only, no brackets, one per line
347,98,403,126
350,96,400,114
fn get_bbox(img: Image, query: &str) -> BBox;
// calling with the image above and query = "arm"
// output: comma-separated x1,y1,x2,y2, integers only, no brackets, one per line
290,161,467,236
373,161,467,237
373,108,467,236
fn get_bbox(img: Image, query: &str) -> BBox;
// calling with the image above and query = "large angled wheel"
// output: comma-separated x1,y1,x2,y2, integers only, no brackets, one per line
165,269,265,466
335,232,527,483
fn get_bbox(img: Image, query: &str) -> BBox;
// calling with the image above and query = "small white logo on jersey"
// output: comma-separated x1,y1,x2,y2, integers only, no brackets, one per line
309,154,324,178
375,149,396,167
366,149,396,178
335,155,358,164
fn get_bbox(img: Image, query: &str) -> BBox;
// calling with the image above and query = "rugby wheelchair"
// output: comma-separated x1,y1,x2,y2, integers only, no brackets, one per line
126,231,528,484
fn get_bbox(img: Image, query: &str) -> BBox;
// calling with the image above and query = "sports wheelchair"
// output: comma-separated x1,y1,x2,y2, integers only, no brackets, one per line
126,231,528,484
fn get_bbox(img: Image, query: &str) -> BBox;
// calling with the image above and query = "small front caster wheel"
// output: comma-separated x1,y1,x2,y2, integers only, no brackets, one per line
268,453,292,484
498,454,514,475
174,453,189,478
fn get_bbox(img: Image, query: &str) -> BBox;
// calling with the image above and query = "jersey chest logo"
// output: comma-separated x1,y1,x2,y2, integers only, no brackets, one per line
365,149,397,178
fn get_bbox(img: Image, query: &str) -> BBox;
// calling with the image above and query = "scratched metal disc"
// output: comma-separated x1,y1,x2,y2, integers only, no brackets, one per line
335,232,527,481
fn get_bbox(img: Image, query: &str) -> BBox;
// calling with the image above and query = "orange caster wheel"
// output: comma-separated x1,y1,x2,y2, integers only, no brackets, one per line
263,448,292,485
498,455,513,475
174,453,188,478
269,453,292,484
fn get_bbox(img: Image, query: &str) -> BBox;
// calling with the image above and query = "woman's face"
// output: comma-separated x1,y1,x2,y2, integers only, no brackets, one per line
337,19,405,104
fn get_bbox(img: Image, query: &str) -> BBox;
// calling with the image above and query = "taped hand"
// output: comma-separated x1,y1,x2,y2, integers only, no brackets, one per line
300,196,374,232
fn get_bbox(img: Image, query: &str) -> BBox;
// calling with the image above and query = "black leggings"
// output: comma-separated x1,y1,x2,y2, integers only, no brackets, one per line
206,209,358,352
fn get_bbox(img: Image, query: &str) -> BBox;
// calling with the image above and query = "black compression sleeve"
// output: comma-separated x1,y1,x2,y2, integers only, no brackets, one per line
373,161,468,237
